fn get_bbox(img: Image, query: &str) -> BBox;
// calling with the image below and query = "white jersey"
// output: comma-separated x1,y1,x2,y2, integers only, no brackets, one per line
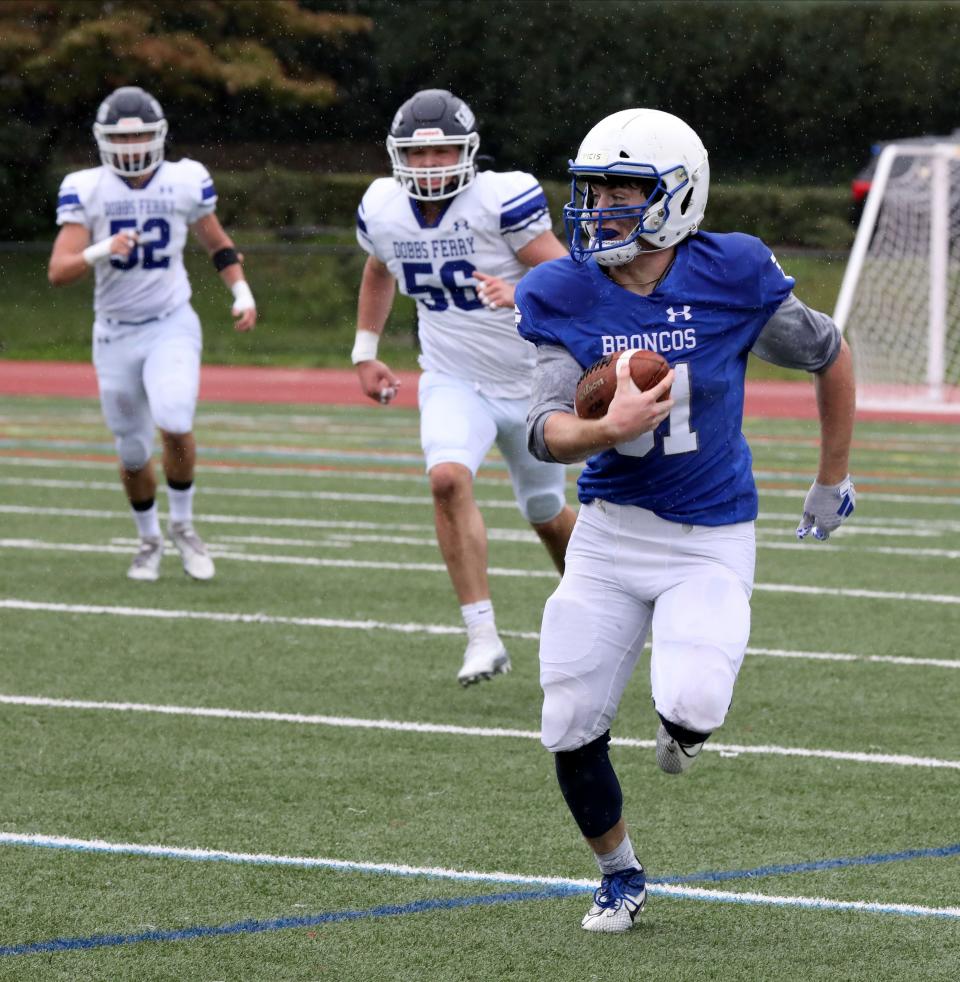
356,171,553,398
56,159,216,326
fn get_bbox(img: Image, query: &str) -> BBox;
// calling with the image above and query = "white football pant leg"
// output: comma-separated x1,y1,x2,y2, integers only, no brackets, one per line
418,371,496,473
490,395,566,524
650,571,752,734
93,325,154,471
539,503,652,753
142,306,202,435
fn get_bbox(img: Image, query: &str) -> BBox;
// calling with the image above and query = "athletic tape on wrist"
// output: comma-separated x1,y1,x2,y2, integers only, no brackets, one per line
351,329,380,364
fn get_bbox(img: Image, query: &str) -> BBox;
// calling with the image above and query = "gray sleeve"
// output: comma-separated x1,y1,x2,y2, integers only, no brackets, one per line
751,293,842,373
527,343,581,463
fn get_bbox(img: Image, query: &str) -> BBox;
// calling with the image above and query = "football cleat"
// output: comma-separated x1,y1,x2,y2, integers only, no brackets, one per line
656,722,704,775
581,866,647,933
457,624,511,686
168,522,215,581
127,536,163,582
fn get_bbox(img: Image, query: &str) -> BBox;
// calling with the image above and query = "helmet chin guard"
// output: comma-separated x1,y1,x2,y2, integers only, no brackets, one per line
386,89,480,201
563,109,709,265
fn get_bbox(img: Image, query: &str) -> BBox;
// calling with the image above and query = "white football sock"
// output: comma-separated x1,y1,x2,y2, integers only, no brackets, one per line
166,484,195,525
596,833,641,875
461,600,496,635
131,502,161,540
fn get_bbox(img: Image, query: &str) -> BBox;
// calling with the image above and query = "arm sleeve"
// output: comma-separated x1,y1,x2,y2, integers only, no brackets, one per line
184,160,217,223
499,173,552,252
527,343,581,463
56,177,88,228
751,293,842,373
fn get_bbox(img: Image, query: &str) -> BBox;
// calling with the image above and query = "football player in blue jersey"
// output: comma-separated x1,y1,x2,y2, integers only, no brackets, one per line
352,89,576,686
515,109,857,932
48,86,256,583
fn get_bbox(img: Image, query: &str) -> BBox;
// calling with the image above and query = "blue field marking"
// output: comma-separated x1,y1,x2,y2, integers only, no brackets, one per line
654,842,960,885
0,887,577,958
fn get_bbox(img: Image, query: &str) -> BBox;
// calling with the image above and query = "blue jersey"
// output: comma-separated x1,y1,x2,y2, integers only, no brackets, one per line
515,231,794,525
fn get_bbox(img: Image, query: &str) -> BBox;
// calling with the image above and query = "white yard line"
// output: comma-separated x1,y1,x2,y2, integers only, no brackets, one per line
2,831,959,920
4,598,959,671
1,691,958,770
2,539,960,602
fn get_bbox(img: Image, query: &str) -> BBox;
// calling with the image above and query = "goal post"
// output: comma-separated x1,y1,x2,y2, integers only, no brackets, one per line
834,142,960,412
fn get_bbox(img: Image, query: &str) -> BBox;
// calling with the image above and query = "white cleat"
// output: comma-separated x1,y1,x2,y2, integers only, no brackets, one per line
581,867,647,933
127,536,163,582
656,722,704,775
168,522,215,581
457,624,511,686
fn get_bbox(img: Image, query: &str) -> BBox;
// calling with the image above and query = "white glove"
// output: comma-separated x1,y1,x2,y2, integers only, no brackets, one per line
796,476,856,541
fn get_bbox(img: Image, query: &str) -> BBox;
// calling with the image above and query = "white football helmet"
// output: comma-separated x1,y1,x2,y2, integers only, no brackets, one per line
386,89,480,201
93,86,168,177
564,109,710,265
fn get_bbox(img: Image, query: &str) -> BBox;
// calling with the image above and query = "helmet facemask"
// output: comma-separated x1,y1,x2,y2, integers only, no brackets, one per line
564,165,695,265
94,118,168,177
387,130,480,201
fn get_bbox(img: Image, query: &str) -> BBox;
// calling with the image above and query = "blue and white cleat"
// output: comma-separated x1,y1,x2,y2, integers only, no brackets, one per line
581,866,647,933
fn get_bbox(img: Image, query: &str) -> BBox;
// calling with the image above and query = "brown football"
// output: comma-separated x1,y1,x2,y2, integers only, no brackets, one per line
574,349,672,420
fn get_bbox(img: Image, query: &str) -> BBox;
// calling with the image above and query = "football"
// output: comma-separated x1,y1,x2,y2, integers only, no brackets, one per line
574,349,671,420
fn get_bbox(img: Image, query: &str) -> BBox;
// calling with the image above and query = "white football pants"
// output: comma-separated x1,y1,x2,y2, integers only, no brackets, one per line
418,370,567,525
92,302,202,471
539,499,755,753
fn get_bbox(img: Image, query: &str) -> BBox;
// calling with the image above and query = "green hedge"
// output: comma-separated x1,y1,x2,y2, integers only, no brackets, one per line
215,167,854,250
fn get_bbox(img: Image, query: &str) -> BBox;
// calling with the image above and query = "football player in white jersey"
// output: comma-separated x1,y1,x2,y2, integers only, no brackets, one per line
353,89,577,686
48,86,256,582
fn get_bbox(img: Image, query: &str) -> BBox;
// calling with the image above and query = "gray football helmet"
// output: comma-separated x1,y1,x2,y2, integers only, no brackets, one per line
93,86,168,177
386,89,480,201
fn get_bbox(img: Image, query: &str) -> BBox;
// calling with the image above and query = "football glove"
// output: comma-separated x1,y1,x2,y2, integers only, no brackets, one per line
796,476,856,541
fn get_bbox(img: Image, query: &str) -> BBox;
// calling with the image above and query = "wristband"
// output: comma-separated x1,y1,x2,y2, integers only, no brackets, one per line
351,329,380,364
81,238,115,266
230,279,256,312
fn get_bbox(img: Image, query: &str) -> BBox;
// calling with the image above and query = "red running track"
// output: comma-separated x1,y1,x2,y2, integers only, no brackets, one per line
0,359,953,423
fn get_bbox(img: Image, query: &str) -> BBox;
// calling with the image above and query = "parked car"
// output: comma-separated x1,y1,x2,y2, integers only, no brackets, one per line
851,129,960,221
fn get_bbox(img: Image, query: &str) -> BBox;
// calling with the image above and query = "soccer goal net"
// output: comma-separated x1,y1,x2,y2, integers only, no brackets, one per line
834,143,960,412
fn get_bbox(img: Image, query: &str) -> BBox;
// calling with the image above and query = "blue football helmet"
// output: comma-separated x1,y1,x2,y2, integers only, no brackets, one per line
93,86,168,177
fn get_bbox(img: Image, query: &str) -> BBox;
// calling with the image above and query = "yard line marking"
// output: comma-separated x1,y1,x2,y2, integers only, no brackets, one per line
5,474,960,516
2,692,959,769
3,600,960,671
0,889,572,958
3,539,960,602
2,833,959,924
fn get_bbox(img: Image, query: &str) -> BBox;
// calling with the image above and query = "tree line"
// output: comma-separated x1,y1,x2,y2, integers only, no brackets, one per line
4,0,958,239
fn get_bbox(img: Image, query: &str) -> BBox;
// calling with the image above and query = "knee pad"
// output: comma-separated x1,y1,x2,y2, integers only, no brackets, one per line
523,491,565,525
151,400,194,437
554,732,622,839
115,430,153,472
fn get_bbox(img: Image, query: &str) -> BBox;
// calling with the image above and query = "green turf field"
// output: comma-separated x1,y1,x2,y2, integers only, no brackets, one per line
1,396,959,980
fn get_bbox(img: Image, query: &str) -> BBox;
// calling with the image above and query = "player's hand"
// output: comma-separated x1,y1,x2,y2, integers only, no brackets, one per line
356,359,401,405
232,306,257,332
110,230,138,258
602,359,674,443
796,476,856,541
473,271,514,311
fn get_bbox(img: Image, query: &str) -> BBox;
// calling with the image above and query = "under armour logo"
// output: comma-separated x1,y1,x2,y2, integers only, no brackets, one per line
451,219,470,232
666,306,692,322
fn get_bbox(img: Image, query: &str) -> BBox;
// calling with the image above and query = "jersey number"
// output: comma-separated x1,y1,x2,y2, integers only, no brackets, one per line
402,260,483,312
615,362,699,458
109,218,171,271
